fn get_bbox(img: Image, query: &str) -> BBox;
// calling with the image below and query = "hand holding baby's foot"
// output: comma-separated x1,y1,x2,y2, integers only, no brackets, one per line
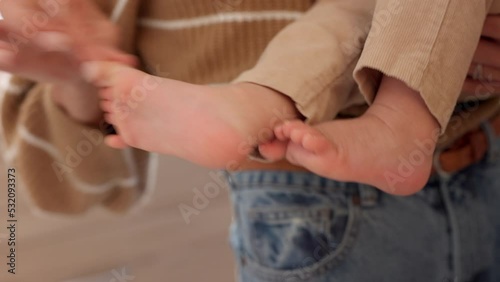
260,76,440,195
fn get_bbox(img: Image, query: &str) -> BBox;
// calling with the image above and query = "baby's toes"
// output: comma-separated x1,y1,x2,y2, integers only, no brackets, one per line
281,120,311,138
98,88,114,101
285,142,320,167
103,113,115,125
81,61,122,88
275,120,309,141
113,124,142,149
100,100,114,113
282,121,325,151
105,135,129,149
302,133,332,154
274,125,287,141
105,99,133,121
286,142,335,177
258,140,287,162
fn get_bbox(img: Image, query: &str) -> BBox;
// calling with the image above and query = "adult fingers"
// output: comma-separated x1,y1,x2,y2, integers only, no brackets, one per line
100,100,114,113
482,15,500,40
0,23,13,42
99,88,114,100
74,43,137,67
32,31,73,53
89,45,138,67
0,36,18,72
105,135,129,149
471,39,500,68
0,48,16,72
104,113,115,125
81,61,122,88
258,140,288,162
467,63,500,82
461,79,500,98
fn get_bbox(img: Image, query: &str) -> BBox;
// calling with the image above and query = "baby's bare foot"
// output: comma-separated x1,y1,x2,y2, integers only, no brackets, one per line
260,77,440,195
82,62,299,168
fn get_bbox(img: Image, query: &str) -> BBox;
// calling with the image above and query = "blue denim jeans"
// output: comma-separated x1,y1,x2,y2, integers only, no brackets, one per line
227,122,500,282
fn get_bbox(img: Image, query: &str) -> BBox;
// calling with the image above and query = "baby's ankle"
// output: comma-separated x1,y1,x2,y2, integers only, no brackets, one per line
369,76,440,140
365,106,439,194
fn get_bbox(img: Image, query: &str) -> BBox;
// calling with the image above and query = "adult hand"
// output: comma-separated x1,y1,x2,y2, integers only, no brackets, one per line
0,0,136,123
462,15,500,98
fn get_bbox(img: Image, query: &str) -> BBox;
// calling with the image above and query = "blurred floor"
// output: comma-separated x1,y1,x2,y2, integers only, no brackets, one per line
0,156,235,282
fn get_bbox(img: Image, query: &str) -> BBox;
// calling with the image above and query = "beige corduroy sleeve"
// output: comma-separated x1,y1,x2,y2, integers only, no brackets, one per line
354,0,494,133
0,0,156,214
234,0,376,124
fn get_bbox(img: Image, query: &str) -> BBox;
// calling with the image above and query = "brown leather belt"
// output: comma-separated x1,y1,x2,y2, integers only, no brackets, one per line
436,114,500,174
237,158,309,172
238,115,500,175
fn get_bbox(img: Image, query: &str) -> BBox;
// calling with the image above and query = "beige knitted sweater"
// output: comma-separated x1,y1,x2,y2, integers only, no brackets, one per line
1,0,499,214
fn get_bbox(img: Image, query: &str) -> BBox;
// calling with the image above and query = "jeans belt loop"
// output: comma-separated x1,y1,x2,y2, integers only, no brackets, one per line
357,184,379,208
223,170,236,189
433,148,453,182
481,121,499,163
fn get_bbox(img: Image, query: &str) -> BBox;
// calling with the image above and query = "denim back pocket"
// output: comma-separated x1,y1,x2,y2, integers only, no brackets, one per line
231,177,360,281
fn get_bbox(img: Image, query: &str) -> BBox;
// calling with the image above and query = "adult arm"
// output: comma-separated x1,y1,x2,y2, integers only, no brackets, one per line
463,15,500,96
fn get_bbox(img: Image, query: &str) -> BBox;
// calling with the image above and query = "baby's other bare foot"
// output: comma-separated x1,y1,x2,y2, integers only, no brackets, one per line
258,121,331,162
261,76,440,195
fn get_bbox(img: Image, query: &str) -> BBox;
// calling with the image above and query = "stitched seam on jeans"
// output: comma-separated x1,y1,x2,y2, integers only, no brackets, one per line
247,206,344,223
240,201,361,281
231,183,346,191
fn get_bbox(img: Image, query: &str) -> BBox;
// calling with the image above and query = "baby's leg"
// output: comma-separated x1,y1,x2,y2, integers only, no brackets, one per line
260,76,440,195
82,62,299,168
